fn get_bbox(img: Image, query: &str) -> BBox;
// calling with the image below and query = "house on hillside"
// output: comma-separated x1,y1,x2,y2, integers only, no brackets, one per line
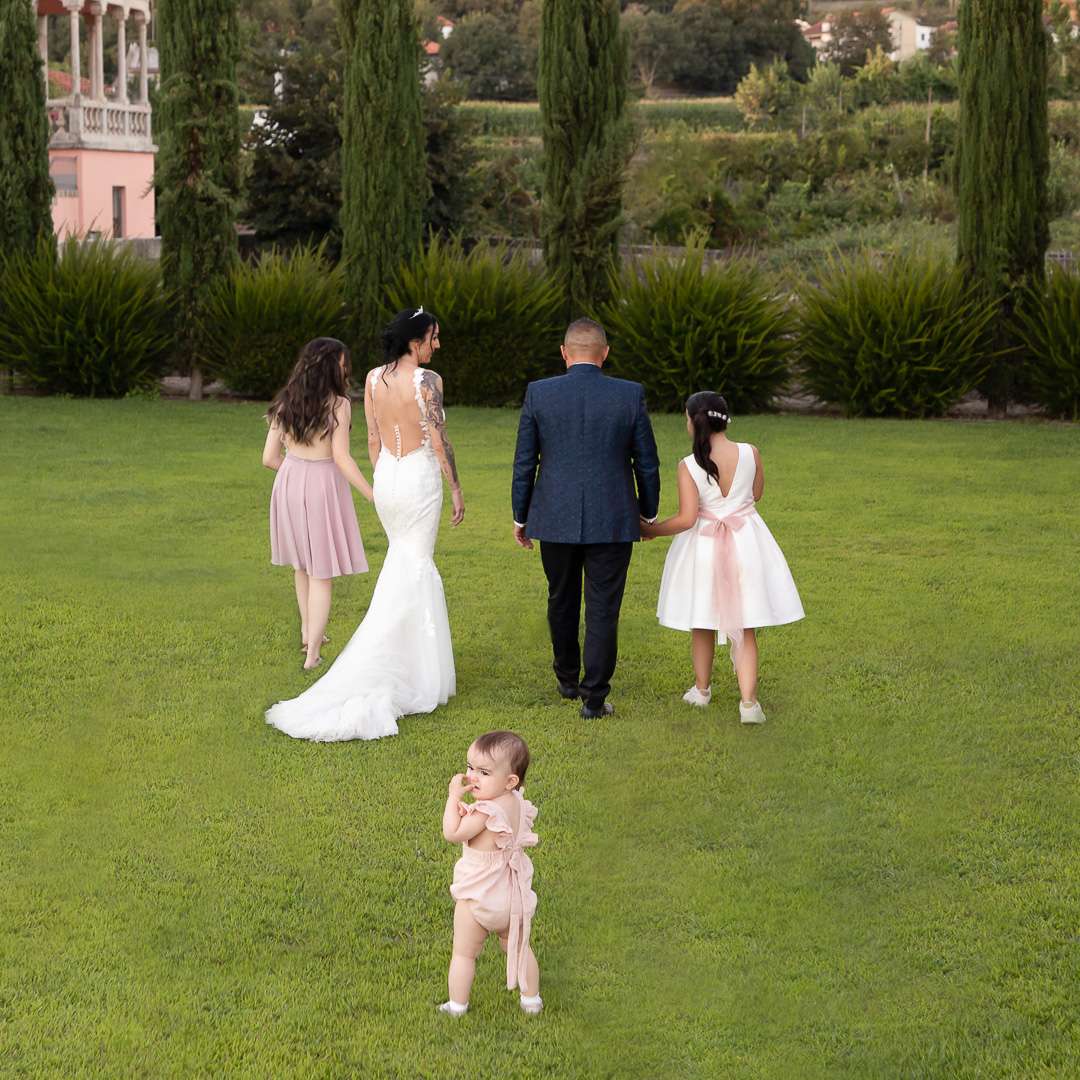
797,18,835,53
38,0,156,241
885,10,955,61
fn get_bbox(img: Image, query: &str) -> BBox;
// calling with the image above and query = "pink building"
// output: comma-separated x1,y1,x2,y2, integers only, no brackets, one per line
37,0,156,240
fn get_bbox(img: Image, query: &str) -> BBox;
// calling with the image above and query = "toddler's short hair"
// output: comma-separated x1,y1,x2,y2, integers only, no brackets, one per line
473,730,530,788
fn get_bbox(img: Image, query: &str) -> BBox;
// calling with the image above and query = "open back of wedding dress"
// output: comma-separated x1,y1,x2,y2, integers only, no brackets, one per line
265,366,456,741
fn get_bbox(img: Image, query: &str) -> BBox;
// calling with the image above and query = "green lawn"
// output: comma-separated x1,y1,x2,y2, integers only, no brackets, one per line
2,398,1077,1078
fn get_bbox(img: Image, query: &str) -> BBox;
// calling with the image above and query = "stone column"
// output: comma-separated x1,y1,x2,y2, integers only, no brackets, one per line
89,3,104,100
37,14,49,86
135,11,148,104
116,8,128,104
68,3,81,100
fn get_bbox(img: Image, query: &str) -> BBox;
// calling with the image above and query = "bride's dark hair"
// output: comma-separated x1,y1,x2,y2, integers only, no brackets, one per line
381,308,439,381
685,390,730,486
267,337,352,443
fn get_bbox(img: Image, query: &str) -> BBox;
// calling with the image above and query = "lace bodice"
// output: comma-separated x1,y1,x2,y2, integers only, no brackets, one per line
368,366,432,459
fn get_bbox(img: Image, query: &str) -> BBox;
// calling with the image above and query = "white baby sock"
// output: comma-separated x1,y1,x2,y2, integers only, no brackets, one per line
437,1000,468,1017
519,993,544,1015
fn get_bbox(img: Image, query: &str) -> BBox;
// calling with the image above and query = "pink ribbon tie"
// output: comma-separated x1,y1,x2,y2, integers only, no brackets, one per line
698,502,756,658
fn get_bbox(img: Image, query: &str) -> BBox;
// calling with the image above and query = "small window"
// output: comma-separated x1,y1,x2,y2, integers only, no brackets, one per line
112,186,125,239
50,156,78,196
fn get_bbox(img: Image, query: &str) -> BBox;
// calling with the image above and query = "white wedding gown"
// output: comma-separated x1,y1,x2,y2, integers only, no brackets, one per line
266,369,455,741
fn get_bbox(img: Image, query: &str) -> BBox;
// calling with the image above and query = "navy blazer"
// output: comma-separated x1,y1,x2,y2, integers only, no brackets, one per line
512,364,661,544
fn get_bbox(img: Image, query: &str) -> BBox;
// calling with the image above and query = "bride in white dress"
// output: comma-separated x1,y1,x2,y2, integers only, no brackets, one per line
266,309,465,741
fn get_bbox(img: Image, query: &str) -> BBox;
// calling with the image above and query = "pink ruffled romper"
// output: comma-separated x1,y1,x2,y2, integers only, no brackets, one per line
450,789,539,990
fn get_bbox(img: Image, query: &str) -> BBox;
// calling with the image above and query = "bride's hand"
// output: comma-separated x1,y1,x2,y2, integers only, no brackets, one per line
450,487,465,527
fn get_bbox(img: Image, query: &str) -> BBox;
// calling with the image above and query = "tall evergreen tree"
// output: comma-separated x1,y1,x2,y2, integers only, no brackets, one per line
956,0,1050,412
0,0,54,261
337,0,427,341
540,0,632,315
157,0,242,399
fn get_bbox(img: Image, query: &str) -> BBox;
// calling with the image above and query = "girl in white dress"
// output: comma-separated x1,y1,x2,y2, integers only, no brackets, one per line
641,392,803,725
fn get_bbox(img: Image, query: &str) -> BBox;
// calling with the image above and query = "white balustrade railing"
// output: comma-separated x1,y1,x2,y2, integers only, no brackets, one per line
47,99,153,147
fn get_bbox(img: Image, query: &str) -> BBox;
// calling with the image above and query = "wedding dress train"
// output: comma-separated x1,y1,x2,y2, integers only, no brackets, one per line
265,432,455,742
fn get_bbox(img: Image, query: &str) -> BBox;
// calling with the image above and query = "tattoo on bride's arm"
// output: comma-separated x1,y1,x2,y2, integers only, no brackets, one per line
421,372,461,490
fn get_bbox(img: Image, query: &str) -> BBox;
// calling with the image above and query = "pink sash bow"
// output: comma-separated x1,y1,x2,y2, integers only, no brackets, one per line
698,502,756,657
504,846,532,990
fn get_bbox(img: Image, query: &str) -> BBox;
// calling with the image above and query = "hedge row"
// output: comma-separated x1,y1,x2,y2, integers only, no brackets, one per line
1,239,1077,420
458,97,744,139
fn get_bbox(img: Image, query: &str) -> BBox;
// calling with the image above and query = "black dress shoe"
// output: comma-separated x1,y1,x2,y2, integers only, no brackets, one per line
557,682,580,700
580,702,614,719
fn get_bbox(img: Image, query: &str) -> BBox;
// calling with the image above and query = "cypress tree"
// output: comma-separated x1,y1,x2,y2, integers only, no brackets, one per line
156,0,241,400
337,0,428,342
0,0,54,261
540,0,632,316
956,0,1049,413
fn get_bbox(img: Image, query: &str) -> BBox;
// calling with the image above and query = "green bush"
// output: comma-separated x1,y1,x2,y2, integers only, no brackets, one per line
457,97,743,139
798,253,997,417
384,235,564,406
200,245,347,399
0,239,172,397
597,234,793,413
1014,268,1080,420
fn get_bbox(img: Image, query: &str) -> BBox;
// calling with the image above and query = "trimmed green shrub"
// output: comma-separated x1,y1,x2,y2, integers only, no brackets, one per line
0,239,172,397
200,245,347,398
597,234,793,413
384,234,564,406
798,253,997,417
1014,268,1080,419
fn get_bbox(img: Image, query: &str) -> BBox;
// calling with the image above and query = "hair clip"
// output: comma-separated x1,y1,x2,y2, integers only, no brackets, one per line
411,306,425,318
707,410,728,421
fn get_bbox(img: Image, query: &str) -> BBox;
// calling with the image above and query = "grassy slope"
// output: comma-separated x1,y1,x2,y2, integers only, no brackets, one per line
1,398,1077,1078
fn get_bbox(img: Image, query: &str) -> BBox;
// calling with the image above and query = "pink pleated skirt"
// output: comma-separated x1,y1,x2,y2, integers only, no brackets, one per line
270,455,367,579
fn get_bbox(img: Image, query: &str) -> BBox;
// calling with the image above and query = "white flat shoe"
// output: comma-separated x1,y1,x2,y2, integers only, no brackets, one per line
437,1000,468,1017
520,994,544,1015
739,700,766,725
682,685,711,707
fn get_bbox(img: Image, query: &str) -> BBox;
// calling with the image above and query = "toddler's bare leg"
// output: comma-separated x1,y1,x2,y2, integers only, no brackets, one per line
691,629,716,691
498,934,540,997
735,628,759,702
448,901,489,1005
304,578,332,668
294,570,309,642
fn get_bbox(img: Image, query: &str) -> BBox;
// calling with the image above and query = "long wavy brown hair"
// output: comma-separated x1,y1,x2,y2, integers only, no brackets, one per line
267,338,352,443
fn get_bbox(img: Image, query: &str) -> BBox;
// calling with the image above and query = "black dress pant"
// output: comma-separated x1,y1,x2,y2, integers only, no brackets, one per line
539,541,634,710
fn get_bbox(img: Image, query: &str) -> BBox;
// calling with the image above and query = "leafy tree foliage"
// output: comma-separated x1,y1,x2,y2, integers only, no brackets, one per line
0,0,54,261
157,0,242,397
540,0,633,314
441,12,536,98
957,0,1049,411
337,0,427,339
824,10,895,77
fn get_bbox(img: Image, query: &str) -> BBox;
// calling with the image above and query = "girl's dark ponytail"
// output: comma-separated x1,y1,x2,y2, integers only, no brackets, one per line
685,391,730,486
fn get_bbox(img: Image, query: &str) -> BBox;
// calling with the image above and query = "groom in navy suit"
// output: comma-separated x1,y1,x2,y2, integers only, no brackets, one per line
512,318,661,718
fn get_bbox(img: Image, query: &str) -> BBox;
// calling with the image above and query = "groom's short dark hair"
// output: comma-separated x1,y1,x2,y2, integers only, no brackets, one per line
473,730,530,788
564,318,607,353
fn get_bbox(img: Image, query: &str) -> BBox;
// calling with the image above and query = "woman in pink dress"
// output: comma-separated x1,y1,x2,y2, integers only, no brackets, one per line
262,338,374,670
440,731,542,1017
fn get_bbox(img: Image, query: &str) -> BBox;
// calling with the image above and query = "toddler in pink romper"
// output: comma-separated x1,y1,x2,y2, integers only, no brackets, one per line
440,731,542,1017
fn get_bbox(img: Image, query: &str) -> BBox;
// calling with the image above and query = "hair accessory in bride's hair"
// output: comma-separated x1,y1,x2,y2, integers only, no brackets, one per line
707,409,729,421
411,306,425,318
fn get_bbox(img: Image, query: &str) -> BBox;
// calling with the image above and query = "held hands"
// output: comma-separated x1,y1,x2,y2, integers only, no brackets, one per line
450,487,465,527
513,523,534,550
639,516,656,541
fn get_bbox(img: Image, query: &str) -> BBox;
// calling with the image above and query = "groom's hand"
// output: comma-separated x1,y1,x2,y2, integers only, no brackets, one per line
513,523,533,550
